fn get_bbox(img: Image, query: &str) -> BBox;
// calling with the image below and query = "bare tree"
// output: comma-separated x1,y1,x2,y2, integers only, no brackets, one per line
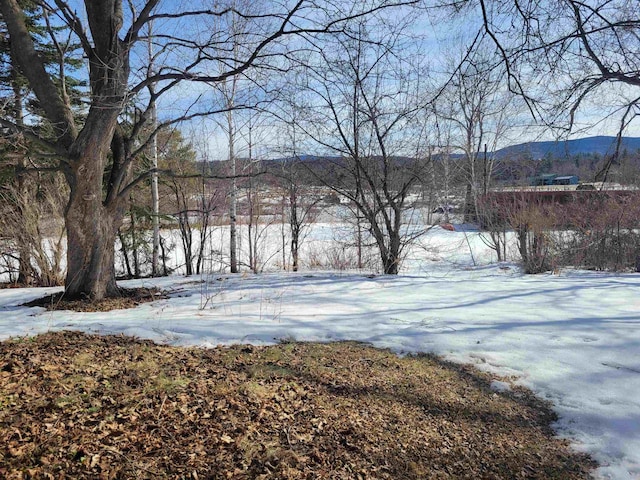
160,130,223,276
273,161,321,272
451,0,639,264
222,78,240,274
294,15,430,274
436,46,517,219
236,117,282,274
0,0,417,299
210,0,258,275
430,45,521,260
272,100,322,271
472,0,639,150
243,169,275,274
146,22,161,277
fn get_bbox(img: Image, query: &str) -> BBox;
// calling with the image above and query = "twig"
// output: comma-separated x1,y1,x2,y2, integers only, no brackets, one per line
157,394,167,419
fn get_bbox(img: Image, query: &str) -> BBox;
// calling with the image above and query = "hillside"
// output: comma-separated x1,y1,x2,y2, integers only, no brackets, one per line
495,136,640,160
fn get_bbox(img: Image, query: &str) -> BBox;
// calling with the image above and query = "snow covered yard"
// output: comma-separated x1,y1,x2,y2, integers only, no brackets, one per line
1,227,639,479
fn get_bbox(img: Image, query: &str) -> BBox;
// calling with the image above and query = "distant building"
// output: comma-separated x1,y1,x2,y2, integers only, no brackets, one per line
531,173,558,186
553,175,579,186
530,174,579,186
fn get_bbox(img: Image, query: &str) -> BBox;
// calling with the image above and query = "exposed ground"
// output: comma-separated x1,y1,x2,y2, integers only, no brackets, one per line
22,288,167,312
0,331,594,479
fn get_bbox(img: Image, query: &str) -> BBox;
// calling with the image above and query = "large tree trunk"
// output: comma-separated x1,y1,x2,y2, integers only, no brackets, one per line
371,228,401,275
65,196,122,299
1,0,132,300
64,147,125,299
64,112,126,300
382,238,400,275
368,207,403,275
383,257,399,275
62,0,130,300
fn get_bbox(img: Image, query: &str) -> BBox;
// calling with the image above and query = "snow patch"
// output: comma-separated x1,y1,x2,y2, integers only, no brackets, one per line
490,380,511,393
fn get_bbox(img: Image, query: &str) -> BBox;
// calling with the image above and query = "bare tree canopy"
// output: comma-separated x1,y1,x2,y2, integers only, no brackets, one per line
471,0,639,134
0,0,418,299
287,14,431,273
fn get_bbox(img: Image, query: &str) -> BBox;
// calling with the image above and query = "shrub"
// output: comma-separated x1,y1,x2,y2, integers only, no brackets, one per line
509,203,559,274
560,194,640,271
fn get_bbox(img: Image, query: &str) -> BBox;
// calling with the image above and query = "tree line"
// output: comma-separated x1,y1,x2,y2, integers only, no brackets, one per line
0,0,638,299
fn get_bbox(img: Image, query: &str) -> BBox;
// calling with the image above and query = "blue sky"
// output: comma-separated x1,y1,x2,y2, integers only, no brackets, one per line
34,1,640,160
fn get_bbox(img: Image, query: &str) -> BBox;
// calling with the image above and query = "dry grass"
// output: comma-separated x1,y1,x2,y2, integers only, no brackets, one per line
0,331,595,479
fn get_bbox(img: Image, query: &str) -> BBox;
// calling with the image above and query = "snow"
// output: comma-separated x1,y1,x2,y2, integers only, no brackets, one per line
1,225,639,479
490,380,512,393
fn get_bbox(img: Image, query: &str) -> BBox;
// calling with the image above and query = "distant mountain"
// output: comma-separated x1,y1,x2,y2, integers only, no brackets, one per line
494,136,640,160
202,137,640,170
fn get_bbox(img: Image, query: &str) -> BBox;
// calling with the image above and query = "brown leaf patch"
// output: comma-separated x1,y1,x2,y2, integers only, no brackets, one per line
0,332,596,478
22,287,167,312
0,282,32,290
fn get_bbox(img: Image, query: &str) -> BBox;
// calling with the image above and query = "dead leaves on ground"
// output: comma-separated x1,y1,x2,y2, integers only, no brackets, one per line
0,332,595,479
22,288,167,312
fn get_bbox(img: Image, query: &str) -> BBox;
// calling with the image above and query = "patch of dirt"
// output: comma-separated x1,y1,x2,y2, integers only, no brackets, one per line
0,332,595,479
22,287,168,312
0,282,36,290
